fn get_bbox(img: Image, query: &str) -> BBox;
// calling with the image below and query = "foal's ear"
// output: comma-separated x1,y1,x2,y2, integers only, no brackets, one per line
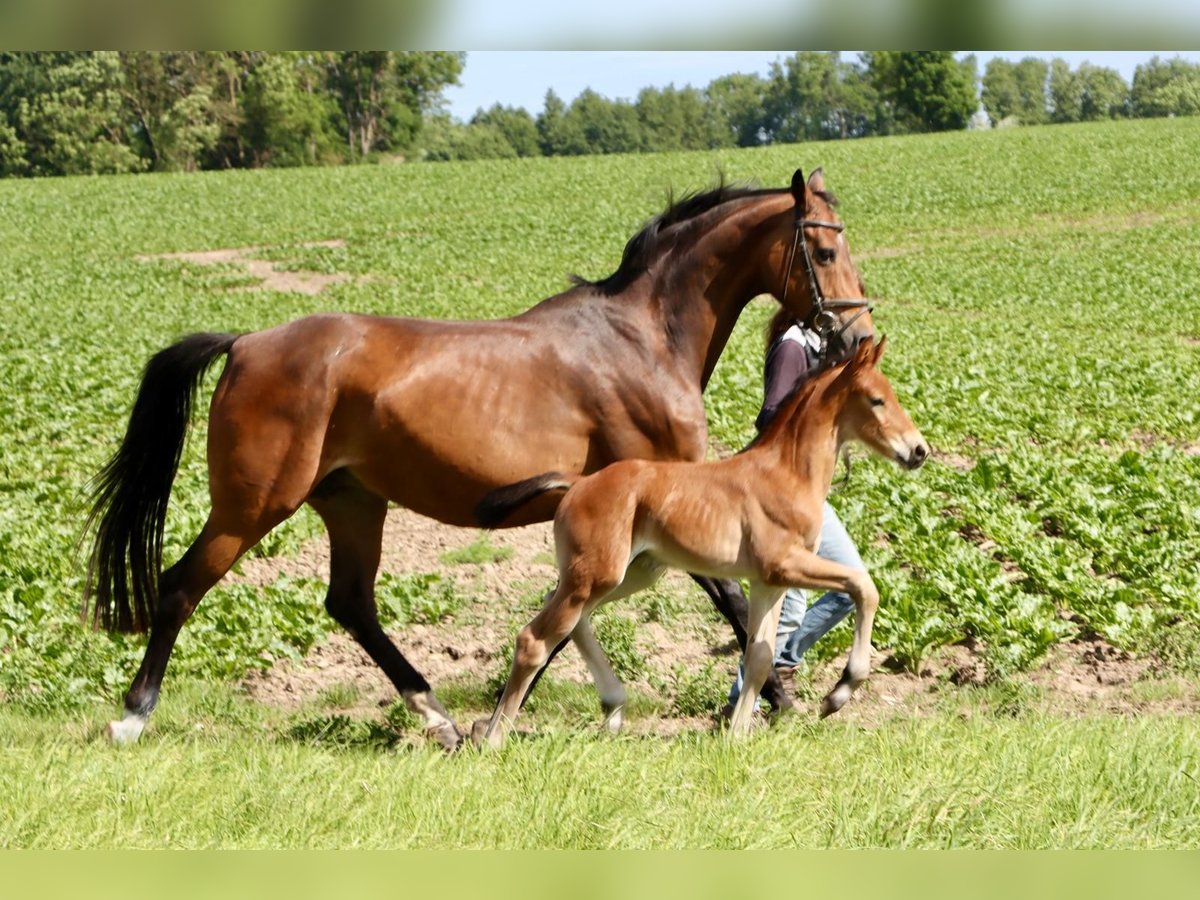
852,334,875,368
872,335,888,365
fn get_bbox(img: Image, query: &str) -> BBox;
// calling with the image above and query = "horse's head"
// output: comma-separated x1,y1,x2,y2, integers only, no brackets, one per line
769,168,874,357
835,336,928,470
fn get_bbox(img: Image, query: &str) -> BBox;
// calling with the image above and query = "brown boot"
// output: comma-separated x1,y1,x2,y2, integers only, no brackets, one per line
772,665,799,713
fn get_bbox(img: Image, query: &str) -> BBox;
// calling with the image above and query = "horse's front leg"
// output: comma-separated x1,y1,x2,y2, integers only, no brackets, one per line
772,547,879,717
727,583,785,735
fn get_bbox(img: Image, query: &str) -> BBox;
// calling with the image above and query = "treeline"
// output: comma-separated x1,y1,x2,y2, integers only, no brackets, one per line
2,51,1200,176
423,51,1200,162
425,51,978,160
981,55,1200,125
0,51,464,176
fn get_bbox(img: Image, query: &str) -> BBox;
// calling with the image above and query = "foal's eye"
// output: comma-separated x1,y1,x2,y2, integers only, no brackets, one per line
816,247,837,265
869,397,885,408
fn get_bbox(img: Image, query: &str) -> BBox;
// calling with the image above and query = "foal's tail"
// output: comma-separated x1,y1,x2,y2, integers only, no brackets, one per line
474,472,578,529
83,333,238,633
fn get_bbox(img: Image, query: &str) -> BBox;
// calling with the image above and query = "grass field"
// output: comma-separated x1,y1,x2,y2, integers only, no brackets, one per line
1,116,1199,847
3,682,1199,848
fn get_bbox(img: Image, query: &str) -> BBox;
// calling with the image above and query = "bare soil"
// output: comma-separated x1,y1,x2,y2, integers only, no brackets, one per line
236,507,1200,737
136,240,353,295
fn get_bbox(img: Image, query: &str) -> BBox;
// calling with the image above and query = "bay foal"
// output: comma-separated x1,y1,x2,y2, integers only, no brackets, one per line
473,337,927,745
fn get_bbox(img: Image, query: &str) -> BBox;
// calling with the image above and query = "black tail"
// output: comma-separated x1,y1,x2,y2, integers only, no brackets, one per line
474,472,576,529
83,333,238,633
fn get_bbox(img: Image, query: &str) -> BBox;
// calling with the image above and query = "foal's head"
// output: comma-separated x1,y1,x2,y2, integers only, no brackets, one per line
765,168,875,357
833,337,928,471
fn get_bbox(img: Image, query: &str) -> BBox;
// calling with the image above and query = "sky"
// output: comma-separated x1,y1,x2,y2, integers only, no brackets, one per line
442,50,1200,121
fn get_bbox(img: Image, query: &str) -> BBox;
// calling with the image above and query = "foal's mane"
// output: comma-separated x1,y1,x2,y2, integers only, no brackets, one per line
574,180,835,296
743,353,852,453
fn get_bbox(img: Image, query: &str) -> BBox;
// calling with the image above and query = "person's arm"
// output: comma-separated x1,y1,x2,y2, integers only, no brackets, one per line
755,337,810,432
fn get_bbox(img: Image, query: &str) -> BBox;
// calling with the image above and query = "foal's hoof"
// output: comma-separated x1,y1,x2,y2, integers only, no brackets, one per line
426,720,464,752
470,718,503,750
819,683,853,718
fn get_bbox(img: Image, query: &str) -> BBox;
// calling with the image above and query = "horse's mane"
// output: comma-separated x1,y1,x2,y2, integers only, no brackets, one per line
573,181,807,296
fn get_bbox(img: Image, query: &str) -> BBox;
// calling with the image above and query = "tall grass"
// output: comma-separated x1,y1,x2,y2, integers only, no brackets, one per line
2,683,1197,848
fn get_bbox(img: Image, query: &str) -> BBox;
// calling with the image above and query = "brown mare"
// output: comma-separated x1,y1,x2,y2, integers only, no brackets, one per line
85,168,874,750
473,337,928,746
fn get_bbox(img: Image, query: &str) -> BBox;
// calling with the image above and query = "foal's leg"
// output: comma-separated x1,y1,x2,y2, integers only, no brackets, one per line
691,575,791,713
474,571,616,749
773,548,879,717
108,511,294,744
727,583,785,735
308,475,461,751
569,555,664,732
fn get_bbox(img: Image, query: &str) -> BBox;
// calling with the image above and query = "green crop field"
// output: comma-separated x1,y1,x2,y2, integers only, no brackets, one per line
2,117,1199,847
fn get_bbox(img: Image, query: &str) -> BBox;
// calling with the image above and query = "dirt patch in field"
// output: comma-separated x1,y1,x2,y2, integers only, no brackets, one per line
136,239,353,295
236,506,1200,740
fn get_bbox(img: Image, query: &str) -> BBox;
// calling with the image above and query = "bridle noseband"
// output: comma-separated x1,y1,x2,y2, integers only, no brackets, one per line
780,214,873,356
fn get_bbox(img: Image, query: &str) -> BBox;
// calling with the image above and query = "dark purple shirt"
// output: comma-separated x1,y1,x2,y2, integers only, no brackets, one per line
756,324,821,433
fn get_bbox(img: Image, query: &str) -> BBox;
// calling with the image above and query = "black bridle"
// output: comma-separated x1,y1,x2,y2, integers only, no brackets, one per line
780,216,873,357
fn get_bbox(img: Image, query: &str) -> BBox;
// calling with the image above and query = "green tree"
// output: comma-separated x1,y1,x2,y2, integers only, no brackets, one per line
567,89,641,155
1049,58,1084,123
471,104,540,157
764,50,881,141
1011,58,1049,125
118,52,230,172
537,89,585,155
1,51,143,176
1131,56,1200,118
705,72,766,147
241,53,339,167
981,58,1019,125
636,84,720,152
1077,63,1129,121
869,51,978,133
420,115,518,161
325,51,463,160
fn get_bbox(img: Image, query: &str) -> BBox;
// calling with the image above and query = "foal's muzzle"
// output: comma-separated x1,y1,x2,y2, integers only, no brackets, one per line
898,440,929,471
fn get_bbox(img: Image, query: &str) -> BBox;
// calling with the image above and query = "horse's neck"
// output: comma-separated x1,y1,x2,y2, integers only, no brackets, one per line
651,197,790,390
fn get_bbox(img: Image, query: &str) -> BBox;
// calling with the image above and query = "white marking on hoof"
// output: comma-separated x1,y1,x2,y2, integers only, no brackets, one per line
106,715,146,746
408,690,463,751
603,706,624,734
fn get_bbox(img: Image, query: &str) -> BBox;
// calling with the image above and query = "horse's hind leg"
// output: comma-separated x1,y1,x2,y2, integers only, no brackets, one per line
108,517,283,744
307,474,461,751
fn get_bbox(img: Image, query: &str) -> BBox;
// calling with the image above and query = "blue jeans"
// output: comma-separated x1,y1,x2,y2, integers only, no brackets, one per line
727,501,864,705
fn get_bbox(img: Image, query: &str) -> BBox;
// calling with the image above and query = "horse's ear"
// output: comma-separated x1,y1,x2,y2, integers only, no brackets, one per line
791,169,807,205
872,335,888,365
806,168,826,195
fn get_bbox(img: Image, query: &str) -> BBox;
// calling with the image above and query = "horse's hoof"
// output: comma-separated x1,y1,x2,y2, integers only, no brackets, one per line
427,720,464,753
105,716,145,746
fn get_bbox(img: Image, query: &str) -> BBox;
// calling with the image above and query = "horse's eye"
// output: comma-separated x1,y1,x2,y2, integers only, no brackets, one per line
816,247,837,265
870,397,885,408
